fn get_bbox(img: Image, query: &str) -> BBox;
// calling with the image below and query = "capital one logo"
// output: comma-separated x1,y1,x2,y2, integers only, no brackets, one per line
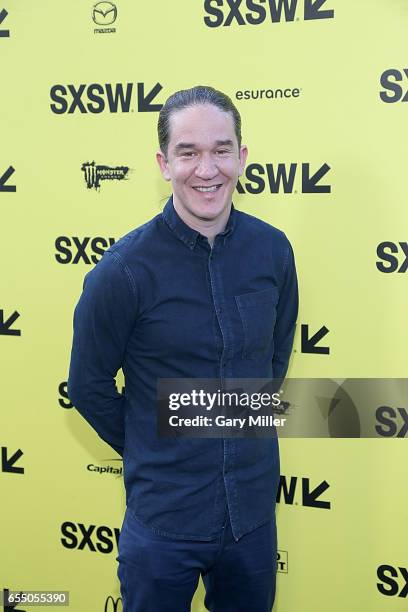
93,2,117,25
204,0,334,28
380,69,408,103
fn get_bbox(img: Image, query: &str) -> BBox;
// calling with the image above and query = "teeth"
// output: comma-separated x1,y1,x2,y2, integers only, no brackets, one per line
194,185,219,192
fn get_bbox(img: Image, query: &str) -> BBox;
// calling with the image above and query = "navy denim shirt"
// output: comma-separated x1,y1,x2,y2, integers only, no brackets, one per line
68,196,298,541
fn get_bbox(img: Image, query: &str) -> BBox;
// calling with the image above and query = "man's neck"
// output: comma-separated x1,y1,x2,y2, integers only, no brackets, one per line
172,199,231,247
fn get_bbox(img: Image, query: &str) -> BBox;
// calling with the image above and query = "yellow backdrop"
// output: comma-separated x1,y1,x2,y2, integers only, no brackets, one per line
1,1,407,611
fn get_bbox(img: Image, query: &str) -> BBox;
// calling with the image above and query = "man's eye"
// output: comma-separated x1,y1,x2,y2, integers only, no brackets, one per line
181,151,196,157
216,149,228,155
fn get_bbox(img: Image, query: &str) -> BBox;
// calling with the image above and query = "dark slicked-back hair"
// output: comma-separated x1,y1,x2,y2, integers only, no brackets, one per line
157,85,242,159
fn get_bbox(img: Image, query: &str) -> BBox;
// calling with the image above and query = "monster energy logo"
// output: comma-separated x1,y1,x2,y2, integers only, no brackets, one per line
81,161,130,190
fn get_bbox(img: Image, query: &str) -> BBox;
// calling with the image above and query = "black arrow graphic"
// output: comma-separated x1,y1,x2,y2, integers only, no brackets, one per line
3,589,25,611
304,0,334,21
302,163,331,193
235,179,245,194
0,8,10,37
0,166,16,192
0,310,21,336
1,447,24,474
302,478,330,508
301,324,329,354
137,82,163,112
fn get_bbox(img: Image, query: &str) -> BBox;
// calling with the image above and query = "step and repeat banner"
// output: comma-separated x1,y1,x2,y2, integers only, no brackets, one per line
1,1,407,611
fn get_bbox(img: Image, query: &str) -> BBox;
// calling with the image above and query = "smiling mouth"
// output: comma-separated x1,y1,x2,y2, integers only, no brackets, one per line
192,184,222,193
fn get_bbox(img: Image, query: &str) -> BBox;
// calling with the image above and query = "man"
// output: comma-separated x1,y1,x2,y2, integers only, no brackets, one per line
68,85,298,611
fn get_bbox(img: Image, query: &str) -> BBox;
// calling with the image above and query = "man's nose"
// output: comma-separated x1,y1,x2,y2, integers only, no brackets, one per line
194,154,218,179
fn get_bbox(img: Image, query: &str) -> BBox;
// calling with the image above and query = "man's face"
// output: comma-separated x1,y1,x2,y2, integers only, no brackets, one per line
156,104,248,223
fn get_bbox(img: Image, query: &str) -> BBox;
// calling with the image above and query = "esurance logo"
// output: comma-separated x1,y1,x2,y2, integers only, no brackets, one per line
204,0,334,28
50,82,163,114
236,162,331,194
380,69,408,103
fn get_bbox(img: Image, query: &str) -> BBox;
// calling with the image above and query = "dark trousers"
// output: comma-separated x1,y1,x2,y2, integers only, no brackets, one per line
116,506,277,612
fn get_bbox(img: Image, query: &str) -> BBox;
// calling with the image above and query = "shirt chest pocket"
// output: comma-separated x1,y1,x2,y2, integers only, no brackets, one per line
235,287,279,360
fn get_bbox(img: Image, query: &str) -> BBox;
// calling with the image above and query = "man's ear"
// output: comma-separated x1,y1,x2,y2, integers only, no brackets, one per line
238,145,248,177
156,150,171,181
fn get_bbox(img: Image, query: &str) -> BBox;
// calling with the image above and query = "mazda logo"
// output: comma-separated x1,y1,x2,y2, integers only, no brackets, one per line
93,2,117,25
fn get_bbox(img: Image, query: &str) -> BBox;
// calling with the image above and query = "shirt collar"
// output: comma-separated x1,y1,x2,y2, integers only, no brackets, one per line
162,195,237,250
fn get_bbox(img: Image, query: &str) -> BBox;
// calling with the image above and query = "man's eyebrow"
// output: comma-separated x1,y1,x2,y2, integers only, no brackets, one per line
174,142,196,151
215,139,234,147
174,139,234,151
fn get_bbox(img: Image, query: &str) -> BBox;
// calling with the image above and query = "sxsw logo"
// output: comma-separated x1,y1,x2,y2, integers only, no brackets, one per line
376,242,408,273
0,8,10,37
1,446,24,474
380,69,408,103
2,588,26,611
276,476,331,509
58,381,124,408
204,0,334,28
0,165,16,192
54,236,116,264
0,310,21,336
59,382,73,409
236,162,331,194
377,565,408,598
61,521,120,553
375,406,408,438
301,324,329,354
50,82,163,114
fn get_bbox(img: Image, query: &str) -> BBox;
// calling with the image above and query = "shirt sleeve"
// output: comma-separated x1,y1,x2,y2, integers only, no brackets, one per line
67,250,138,456
272,237,299,381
